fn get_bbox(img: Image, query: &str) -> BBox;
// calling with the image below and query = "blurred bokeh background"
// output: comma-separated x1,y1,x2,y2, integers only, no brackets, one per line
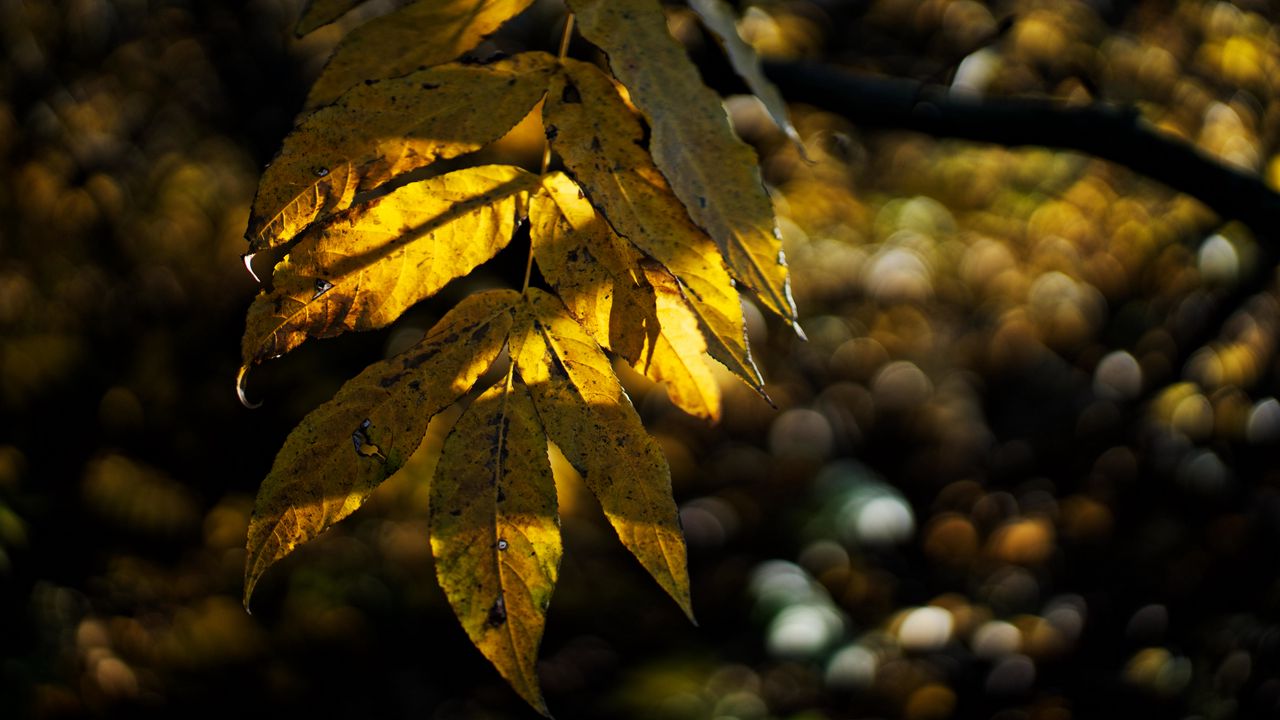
6,0,1280,717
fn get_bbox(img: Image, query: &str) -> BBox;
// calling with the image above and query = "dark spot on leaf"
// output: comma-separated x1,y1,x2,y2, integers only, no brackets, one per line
421,82,440,90
403,347,439,369
590,137,602,152
506,78,516,86
561,82,582,104
545,125,558,141
364,79,376,85
698,196,708,208
497,486,506,502
486,596,507,627
449,508,461,516
379,372,404,388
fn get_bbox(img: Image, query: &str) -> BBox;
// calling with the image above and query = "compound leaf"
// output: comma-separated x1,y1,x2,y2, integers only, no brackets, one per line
244,289,519,607
512,288,693,620
306,0,536,108
248,52,555,253
543,60,765,394
567,0,798,328
431,375,560,715
242,164,538,365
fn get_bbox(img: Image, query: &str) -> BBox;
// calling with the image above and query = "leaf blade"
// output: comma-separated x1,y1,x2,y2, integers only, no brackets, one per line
529,171,653,364
242,164,538,365
543,61,764,393
306,0,536,109
249,52,555,253
566,0,798,327
530,172,721,419
512,288,693,620
296,0,366,35
688,0,803,148
431,375,559,715
639,264,722,421
244,289,518,606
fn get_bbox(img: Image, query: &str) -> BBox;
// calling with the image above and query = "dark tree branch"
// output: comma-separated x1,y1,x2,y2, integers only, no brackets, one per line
761,61,1280,243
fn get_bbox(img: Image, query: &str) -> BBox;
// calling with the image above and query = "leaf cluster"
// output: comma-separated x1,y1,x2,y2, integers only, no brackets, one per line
239,0,800,711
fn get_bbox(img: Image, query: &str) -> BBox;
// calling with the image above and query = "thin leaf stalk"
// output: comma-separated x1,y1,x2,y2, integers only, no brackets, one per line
526,12,576,296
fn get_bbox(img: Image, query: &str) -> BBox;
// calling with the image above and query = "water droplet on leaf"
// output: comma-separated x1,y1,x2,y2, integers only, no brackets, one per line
486,596,507,627
351,418,386,461
497,539,508,551
312,278,335,300
314,166,329,177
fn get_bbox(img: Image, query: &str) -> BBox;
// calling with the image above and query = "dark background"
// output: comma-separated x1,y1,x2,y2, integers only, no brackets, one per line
4,1,1280,718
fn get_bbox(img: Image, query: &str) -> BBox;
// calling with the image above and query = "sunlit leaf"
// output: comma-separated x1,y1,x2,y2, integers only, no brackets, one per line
530,171,721,419
431,375,560,715
567,0,798,328
688,0,803,147
295,0,366,36
529,171,654,364
242,164,538,365
512,288,693,619
543,60,765,394
638,264,722,421
244,289,519,606
248,52,555,253
306,0,536,108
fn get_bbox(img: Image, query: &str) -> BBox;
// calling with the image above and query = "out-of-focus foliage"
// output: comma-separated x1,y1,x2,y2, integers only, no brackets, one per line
8,0,1280,719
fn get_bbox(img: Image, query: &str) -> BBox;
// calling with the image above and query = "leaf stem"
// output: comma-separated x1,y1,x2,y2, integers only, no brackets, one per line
526,12,575,296
538,12,576,177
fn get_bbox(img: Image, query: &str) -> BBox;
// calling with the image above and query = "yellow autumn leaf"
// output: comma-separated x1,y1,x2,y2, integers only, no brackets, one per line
512,288,693,620
566,0,799,328
529,171,655,365
688,0,803,148
241,164,538,365
306,0,536,109
295,0,365,36
244,289,518,607
543,60,765,394
248,52,555,253
639,264,722,421
530,172,720,419
431,375,560,715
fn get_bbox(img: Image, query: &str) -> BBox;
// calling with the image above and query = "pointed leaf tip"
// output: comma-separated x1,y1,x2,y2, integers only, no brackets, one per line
431,375,560,714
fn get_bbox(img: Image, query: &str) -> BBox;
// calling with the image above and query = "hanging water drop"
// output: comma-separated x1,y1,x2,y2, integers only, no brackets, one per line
242,253,262,283
236,365,262,409
312,278,335,300
314,166,329,177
